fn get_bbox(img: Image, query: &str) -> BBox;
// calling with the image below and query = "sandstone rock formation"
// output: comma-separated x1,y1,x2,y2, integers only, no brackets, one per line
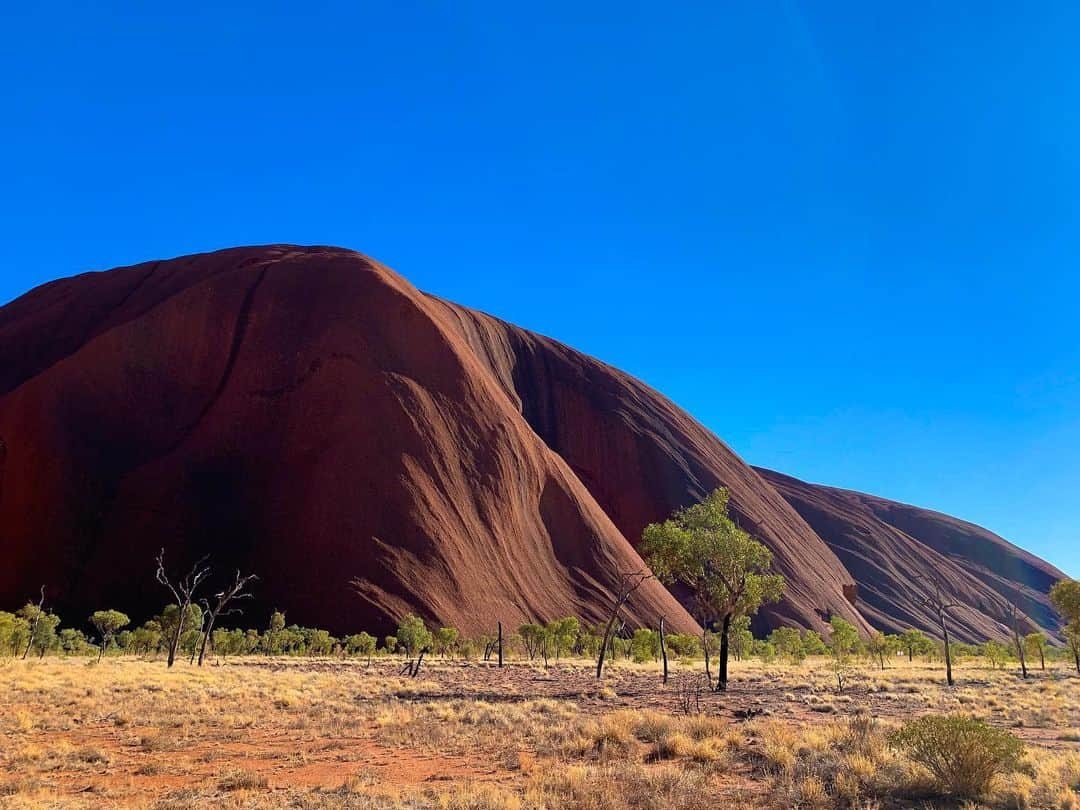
0,246,1066,640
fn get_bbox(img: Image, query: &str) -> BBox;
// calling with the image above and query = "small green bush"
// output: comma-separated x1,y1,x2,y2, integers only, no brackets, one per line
890,714,1024,799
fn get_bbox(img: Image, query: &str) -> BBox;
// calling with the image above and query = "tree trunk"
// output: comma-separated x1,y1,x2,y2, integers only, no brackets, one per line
659,616,668,685
197,612,217,667
167,604,187,668
941,611,954,687
596,608,622,679
497,621,503,668
1012,623,1028,679
716,613,732,692
703,627,712,688
412,647,427,678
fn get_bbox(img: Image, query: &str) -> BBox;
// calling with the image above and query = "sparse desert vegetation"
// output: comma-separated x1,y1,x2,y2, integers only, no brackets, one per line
1,651,1077,809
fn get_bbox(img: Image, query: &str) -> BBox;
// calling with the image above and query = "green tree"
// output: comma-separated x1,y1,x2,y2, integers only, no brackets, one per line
981,640,1010,669
630,628,660,663
1050,579,1080,674
518,623,546,661
433,627,460,659
383,635,399,655
768,626,805,664
346,632,378,664
16,593,48,660
396,614,432,658
865,631,896,670
263,611,288,655
1023,632,1047,671
729,616,754,661
131,621,163,656
828,616,860,691
898,628,933,662
31,612,61,658
753,639,777,664
642,488,785,691
547,617,580,662
89,610,130,661
801,629,829,657
665,633,702,659
59,628,92,656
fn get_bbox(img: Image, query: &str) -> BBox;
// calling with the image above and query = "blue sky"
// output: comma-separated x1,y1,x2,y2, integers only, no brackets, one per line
2,2,1077,575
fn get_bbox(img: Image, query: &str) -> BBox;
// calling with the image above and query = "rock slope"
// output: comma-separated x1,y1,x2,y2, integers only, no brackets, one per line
0,246,1065,640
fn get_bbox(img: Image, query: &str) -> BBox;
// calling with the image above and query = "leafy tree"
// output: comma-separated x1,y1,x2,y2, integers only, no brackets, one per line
434,627,460,659
131,621,163,656
899,628,933,662
547,617,579,662
89,610,130,661
665,633,702,658
16,590,48,660
642,488,785,691
30,612,61,658
59,628,93,656
752,639,776,664
1023,632,1047,671
768,626,805,664
383,635,399,655
828,616,860,658
729,616,754,661
865,631,897,670
981,640,1010,669
828,616,860,691
157,603,203,658
801,629,829,657
346,632,377,664
630,628,660,663
0,612,19,655
263,611,288,655
396,614,432,658
519,623,546,661
1050,579,1080,674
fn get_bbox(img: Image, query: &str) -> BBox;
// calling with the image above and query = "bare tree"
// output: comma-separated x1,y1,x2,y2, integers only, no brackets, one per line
915,575,960,687
595,568,652,679
1005,599,1029,680
19,586,47,660
196,571,258,666
659,615,669,684
155,549,211,668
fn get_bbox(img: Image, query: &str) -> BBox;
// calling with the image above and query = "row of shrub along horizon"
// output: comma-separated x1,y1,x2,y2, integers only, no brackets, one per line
3,603,1078,674
2,486,1078,677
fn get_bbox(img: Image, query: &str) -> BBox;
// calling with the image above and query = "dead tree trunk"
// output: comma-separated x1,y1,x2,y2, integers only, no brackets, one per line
596,569,652,679
197,571,257,667
1007,601,1028,679
497,621,503,668
659,616,668,685
156,549,211,668
917,576,958,687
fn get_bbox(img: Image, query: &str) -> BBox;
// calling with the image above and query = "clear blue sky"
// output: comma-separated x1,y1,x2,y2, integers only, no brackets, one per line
3,3,1077,576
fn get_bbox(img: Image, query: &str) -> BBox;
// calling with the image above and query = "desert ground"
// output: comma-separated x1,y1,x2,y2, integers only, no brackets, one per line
1,655,1077,809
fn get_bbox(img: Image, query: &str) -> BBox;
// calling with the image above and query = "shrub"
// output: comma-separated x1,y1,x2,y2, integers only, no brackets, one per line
890,714,1024,799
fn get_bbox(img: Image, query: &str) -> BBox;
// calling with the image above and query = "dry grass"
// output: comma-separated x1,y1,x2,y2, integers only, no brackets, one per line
0,656,1076,808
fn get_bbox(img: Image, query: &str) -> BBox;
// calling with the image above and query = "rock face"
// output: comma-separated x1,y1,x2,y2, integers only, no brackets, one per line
757,469,1067,641
0,246,1066,640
